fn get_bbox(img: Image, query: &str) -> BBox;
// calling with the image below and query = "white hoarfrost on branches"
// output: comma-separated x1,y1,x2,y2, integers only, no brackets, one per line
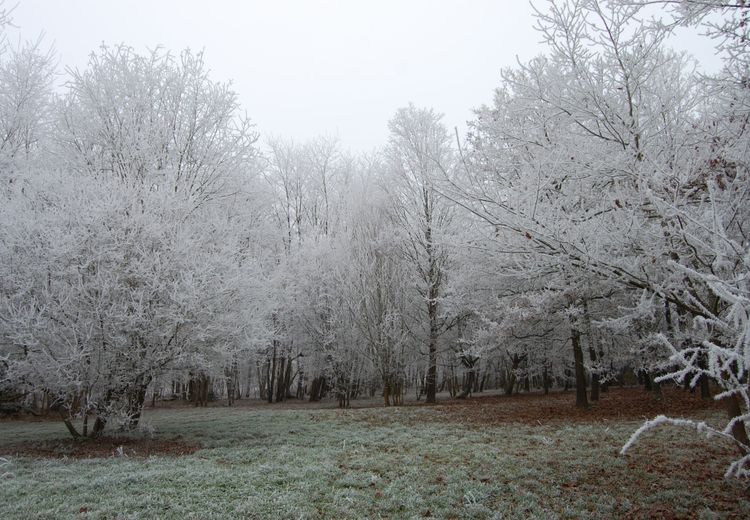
1,0,749,483
0,42,263,436
58,45,257,204
456,0,750,475
385,104,457,404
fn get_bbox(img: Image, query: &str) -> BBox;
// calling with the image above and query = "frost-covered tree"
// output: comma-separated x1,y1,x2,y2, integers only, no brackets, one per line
0,6,57,406
450,0,707,407
0,15,55,194
453,0,750,474
0,37,54,176
385,104,457,403
58,45,256,203
0,44,262,436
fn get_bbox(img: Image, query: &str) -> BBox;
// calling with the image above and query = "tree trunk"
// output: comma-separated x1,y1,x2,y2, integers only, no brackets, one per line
458,368,475,399
393,379,403,405
268,343,278,404
425,335,437,403
725,393,750,454
642,370,652,391
504,368,516,395
91,416,106,438
571,327,588,408
652,377,662,400
61,409,105,439
425,235,440,404
309,376,327,402
123,376,151,428
581,301,599,402
63,416,81,439
309,377,320,402
588,346,600,402
275,356,286,403
225,366,235,407
698,352,712,399
504,355,520,395
283,355,294,399
296,366,305,399
256,360,267,400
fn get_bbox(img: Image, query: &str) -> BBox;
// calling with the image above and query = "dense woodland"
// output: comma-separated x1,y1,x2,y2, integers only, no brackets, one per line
0,1,749,476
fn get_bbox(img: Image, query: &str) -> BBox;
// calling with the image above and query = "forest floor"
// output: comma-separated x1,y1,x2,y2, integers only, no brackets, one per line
0,387,747,519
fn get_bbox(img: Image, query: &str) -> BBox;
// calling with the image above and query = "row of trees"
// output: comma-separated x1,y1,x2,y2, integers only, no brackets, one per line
0,0,747,475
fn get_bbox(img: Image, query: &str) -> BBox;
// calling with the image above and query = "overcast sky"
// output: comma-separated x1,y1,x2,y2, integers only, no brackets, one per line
11,0,721,152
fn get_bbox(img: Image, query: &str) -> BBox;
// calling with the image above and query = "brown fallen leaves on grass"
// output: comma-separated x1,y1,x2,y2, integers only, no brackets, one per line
431,386,724,425
407,387,747,518
7,435,200,459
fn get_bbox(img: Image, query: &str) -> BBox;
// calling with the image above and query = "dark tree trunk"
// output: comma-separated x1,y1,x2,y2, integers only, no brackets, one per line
504,370,516,395
309,377,321,402
123,376,151,428
190,374,209,407
226,372,234,406
309,376,327,402
246,361,253,398
458,369,475,399
393,378,404,405
91,416,106,438
425,335,437,403
580,300,599,402
383,380,391,406
504,354,521,395
256,360,267,400
644,371,662,400
643,371,652,391
697,352,712,399
588,346,600,402
571,327,588,408
61,409,105,440
268,342,278,404
447,364,457,398
458,355,478,399
63,417,81,439
725,393,750,455
275,356,286,403
283,355,294,399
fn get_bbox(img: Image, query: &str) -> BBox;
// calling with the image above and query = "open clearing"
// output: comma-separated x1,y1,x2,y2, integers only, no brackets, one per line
1,388,748,519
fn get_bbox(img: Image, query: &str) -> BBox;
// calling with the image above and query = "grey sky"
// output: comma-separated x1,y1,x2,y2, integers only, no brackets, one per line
12,0,721,152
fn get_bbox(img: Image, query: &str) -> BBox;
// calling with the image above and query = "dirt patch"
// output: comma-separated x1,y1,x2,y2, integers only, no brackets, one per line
6,436,201,459
428,386,725,425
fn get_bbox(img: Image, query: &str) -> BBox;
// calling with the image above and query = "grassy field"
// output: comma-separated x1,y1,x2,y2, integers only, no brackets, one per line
0,388,748,519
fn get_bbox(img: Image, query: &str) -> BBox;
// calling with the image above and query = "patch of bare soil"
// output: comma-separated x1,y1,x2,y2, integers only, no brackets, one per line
7,436,200,459
431,386,725,425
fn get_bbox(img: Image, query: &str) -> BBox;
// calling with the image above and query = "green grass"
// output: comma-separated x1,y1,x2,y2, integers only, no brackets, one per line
0,403,748,519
